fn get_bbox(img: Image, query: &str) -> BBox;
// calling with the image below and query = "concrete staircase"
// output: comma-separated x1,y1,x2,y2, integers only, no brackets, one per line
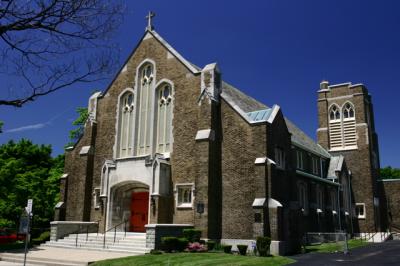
42,232,150,254
358,232,392,243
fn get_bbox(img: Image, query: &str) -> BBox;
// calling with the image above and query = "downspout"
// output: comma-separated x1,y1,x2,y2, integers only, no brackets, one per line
348,171,354,235
337,176,342,231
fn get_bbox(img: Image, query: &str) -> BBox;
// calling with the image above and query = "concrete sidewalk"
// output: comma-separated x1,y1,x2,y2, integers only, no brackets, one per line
290,240,400,265
0,246,139,265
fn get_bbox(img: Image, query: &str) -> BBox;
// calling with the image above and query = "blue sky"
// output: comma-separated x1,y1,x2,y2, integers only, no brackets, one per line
0,0,399,167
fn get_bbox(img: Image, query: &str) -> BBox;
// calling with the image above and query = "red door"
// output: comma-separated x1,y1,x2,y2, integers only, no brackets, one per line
130,192,149,232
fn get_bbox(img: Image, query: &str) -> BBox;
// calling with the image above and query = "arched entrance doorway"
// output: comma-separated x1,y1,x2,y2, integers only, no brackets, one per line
109,182,149,232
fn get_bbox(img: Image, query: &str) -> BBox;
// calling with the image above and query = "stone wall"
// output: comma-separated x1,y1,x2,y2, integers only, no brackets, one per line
220,99,267,240
50,221,98,241
145,224,193,250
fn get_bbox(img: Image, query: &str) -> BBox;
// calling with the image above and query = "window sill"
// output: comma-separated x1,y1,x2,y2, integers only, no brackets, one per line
177,204,193,209
357,216,366,220
115,154,151,161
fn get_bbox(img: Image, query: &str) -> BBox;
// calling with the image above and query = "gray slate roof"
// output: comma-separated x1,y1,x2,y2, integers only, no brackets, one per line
284,119,331,158
222,82,268,112
327,155,344,179
222,81,330,158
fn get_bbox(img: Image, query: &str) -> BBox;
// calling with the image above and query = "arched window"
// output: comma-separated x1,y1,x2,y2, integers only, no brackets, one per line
118,91,135,158
342,102,357,147
328,104,343,149
329,105,340,121
156,83,173,153
136,64,154,155
343,102,355,119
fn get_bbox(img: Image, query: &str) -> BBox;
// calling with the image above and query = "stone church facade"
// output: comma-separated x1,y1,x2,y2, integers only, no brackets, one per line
55,25,387,254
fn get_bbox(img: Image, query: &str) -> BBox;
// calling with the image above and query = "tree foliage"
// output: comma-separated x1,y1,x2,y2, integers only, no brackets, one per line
0,0,124,107
0,139,63,228
66,107,88,147
380,166,400,179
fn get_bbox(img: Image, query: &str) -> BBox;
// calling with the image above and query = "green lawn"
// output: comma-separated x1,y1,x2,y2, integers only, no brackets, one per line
305,239,369,253
92,253,295,266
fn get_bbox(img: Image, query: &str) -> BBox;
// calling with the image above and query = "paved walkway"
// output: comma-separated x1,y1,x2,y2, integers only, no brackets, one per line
290,240,400,265
0,246,138,265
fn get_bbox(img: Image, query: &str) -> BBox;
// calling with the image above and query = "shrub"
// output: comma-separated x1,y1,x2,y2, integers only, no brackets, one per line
32,231,50,245
207,240,216,251
177,238,189,252
162,237,178,252
223,245,232,254
237,244,248,256
150,249,162,255
187,242,207,252
256,236,271,257
182,229,202,243
162,237,188,252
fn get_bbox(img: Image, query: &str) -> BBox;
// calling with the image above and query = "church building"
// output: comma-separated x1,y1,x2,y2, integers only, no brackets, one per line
54,17,386,254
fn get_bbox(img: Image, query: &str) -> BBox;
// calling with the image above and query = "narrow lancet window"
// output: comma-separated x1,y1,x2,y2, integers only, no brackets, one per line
136,64,154,156
156,83,173,154
118,91,135,158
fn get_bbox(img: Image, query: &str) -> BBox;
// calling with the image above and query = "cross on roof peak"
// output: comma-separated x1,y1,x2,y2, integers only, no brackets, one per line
146,11,156,31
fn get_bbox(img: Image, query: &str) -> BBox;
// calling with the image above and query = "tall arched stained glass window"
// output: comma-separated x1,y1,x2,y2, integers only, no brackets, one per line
118,91,135,157
135,64,154,155
156,83,173,153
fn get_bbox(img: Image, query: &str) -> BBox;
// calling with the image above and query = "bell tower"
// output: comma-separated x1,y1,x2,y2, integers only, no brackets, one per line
317,81,382,232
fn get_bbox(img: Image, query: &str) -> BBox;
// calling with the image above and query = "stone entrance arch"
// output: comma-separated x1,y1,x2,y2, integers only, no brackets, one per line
108,181,149,232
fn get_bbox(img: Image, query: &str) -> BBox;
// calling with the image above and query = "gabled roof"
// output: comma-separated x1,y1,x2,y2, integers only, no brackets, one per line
100,28,331,159
327,155,345,179
221,82,330,158
285,119,331,158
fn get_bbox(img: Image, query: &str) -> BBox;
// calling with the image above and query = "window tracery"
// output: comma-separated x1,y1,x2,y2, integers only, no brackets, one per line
156,83,173,154
118,91,135,157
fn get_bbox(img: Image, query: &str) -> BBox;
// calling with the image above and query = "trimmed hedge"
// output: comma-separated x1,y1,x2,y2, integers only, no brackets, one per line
161,237,189,252
256,236,271,257
182,229,202,243
237,244,248,256
207,240,216,251
223,245,232,254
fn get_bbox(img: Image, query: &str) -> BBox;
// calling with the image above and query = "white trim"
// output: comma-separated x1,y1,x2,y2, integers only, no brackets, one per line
195,129,214,141
379,179,400,182
355,203,366,219
175,183,195,209
60,174,68,180
328,82,352,89
267,105,280,124
149,30,200,74
79,146,92,155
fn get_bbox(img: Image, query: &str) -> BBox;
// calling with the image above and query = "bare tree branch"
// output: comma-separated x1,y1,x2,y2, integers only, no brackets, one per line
0,0,125,107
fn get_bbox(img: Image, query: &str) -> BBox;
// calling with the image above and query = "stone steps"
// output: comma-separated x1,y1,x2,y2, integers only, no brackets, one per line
43,232,150,254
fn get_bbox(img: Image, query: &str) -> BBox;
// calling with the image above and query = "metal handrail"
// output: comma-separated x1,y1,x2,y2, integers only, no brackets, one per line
103,220,128,248
71,222,100,247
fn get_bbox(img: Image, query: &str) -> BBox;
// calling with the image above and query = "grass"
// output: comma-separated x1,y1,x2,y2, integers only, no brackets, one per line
92,252,295,266
305,239,369,253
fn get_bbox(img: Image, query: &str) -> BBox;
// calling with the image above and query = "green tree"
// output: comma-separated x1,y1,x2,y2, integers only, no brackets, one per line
66,107,89,147
380,166,400,179
0,121,3,133
0,139,63,228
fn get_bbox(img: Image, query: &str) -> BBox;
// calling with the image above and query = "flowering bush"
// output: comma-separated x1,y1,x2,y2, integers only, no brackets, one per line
187,242,207,252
